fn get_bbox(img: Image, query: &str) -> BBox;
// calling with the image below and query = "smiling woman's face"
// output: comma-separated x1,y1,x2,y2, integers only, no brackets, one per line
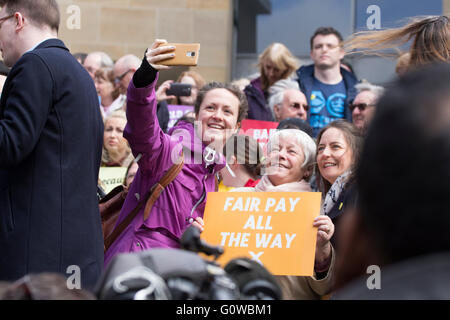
195,88,240,147
266,135,306,186
317,127,354,185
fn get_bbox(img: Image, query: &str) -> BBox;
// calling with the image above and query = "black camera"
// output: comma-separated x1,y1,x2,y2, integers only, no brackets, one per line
166,83,192,97
95,226,282,300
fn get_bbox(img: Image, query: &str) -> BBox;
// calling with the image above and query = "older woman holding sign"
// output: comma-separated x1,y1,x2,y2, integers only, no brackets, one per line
232,129,335,300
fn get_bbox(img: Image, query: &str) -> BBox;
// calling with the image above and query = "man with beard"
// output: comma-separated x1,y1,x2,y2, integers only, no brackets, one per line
296,27,358,136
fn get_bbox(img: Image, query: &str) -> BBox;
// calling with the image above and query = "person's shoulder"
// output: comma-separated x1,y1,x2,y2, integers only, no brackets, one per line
244,77,261,92
341,66,358,83
297,64,314,75
10,51,49,76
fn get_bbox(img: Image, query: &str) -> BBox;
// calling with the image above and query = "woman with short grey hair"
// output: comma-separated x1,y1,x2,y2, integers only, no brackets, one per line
232,129,335,300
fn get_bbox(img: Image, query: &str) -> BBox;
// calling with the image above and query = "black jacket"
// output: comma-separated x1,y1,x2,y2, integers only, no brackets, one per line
0,39,104,289
327,180,357,251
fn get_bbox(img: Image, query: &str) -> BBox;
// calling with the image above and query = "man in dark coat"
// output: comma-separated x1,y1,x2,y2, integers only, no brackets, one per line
0,0,104,290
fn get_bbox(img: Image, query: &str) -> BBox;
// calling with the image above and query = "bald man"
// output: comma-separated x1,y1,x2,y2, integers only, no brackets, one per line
113,54,141,94
114,54,169,132
83,51,114,80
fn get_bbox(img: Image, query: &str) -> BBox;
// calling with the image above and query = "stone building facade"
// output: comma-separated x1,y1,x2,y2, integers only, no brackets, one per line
56,0,233,83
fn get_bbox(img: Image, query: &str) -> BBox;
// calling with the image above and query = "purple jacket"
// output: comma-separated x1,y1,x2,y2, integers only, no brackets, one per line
104,77,225,266
244,77,275,122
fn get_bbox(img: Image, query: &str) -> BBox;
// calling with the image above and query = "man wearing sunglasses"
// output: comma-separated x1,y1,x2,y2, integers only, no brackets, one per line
0,0,104,290
268,79,309,123
350,82,385,132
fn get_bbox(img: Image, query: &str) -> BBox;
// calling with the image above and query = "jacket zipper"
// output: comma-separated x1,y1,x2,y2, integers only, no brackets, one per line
189,174,208,219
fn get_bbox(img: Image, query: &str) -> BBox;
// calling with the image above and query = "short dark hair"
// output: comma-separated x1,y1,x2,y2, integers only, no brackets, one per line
310,27,344,51
357,63,450,265
223,134,263,177
0,0,60,32
277,118,314,137
194,82,248,123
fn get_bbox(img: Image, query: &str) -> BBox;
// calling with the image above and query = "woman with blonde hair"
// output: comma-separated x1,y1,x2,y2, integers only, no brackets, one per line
101,110,134,167
344,15,449,71
244,42,300,121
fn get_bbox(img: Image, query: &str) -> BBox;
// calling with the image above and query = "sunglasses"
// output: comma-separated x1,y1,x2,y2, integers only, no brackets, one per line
349,103,375,112
289,103,309,112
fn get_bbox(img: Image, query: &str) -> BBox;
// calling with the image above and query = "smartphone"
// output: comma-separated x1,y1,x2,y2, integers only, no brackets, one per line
166,83,192,96
156,43,200,66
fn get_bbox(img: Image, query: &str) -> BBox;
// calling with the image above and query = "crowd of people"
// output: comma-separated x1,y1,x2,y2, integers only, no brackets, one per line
0,0,449,300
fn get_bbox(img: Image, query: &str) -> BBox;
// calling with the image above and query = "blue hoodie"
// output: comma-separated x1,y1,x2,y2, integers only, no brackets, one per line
296,64,358,136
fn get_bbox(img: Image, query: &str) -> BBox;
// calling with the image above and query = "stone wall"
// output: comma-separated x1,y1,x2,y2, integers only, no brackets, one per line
444,0,450,16
56,0,233,82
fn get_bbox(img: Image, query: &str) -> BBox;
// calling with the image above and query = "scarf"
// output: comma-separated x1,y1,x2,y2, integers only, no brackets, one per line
320,170,351,216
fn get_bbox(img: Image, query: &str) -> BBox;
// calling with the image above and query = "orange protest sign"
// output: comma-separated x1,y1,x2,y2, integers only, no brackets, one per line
201,192,321,276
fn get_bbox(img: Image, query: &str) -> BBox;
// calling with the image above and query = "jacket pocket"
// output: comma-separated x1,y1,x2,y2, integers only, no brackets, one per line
0,188,14,235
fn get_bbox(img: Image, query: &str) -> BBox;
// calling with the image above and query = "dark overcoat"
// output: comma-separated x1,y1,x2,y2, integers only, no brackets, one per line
0,39,104,290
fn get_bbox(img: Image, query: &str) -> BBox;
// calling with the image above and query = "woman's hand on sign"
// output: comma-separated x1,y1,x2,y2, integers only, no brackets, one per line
313,215,334,263
191,216,204,233
314,215,334,246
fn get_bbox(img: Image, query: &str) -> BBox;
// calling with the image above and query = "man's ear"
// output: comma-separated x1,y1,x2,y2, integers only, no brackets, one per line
15,12,26,31
273,104,282,121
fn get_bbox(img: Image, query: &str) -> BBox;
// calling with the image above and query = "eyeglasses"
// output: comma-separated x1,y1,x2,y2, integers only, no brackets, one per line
0,14,14,29
288,102,309,112
313,43,341,51
114,69,132,84
349,103,375,112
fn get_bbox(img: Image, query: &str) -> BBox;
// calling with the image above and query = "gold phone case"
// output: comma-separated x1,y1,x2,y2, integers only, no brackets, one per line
157,43,200,66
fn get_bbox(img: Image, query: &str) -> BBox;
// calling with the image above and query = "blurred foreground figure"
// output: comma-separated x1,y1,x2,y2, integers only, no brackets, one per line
334,63,450,299
0,273,96,300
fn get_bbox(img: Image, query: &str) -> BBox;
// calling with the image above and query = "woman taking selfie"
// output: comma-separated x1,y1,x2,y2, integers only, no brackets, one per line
104,39,248,266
